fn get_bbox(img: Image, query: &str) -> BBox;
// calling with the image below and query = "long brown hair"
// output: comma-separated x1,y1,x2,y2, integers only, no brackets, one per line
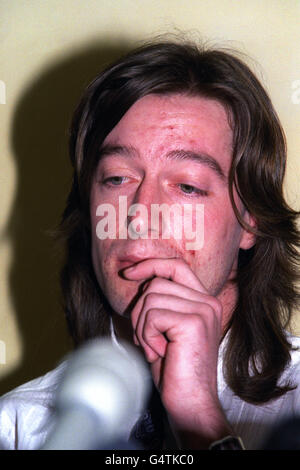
58,39,300,404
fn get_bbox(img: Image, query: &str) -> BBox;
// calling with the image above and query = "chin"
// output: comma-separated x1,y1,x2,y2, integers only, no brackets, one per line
102,281,141,318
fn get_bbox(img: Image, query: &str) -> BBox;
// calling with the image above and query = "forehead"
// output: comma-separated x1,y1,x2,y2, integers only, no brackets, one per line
102,93,233,171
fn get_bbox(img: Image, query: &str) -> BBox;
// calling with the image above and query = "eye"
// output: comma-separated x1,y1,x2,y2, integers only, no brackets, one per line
178,184,208,196
102,176,128,186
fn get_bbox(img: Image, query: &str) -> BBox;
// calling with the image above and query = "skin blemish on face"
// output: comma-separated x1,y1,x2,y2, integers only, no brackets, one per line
188,139,198,147
183,250,197,272
187,250,196,257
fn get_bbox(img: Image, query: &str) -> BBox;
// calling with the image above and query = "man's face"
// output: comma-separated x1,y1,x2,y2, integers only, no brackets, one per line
90,93,253,318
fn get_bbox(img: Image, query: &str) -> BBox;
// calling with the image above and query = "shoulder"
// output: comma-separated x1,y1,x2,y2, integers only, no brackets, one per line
0,361,67,450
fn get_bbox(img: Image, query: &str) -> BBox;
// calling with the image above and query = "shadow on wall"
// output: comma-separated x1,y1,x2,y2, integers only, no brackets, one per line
0,40,132,396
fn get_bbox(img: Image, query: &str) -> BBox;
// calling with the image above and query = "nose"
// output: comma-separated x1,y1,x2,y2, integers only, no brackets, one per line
126,177,161,240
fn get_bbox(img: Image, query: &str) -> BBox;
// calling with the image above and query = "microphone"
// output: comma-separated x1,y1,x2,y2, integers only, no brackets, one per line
41,338,151,450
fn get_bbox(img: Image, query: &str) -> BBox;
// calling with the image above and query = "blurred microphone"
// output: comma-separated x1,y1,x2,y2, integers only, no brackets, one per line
42,338,151,450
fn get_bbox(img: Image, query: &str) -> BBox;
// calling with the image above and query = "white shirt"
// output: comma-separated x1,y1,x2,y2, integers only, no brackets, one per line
0,331,300,450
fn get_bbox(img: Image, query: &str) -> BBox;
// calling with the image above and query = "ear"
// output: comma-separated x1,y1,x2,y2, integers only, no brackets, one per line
239,211,257,250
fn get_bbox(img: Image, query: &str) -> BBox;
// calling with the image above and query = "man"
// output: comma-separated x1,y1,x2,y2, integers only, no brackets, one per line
0,39,299,450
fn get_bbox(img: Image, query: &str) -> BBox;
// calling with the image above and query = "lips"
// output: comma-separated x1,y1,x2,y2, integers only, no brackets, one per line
117,248,182,270
117,255,153,269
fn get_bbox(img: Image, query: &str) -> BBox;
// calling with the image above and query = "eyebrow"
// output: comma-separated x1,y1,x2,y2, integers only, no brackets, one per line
98,144,226,182
166,149,226,182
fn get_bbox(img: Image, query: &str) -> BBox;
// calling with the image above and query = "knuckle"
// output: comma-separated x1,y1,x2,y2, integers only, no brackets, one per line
200,303,215,316
190,313,203,324
184,313,204,328
144,292,158,307
146,307,160,318
149,277,161,289
200,296,222,317
210,298,223,316
144,308,161,327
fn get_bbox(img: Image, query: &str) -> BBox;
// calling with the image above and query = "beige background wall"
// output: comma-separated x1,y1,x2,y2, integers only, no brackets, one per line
0,0,299,395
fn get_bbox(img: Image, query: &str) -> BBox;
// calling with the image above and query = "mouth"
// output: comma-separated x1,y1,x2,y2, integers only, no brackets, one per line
117,255,152,270
117,248,182,274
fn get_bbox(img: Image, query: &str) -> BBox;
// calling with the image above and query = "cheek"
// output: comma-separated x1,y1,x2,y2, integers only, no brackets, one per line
90,197,116,281
184,203,243,272
91,236,109,282
204,200,241,245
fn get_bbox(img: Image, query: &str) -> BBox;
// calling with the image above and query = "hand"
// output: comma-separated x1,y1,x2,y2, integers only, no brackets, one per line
123,258,232,449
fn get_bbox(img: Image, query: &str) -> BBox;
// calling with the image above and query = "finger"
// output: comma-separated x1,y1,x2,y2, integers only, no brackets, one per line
131,282,196,332
131,278,222,332
141,306,222,358
137,294,216,331
138,308,178,362
141,277,222,316
135,300,221,365
142,277,208,302
123,258,208,294
140,308,203,362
